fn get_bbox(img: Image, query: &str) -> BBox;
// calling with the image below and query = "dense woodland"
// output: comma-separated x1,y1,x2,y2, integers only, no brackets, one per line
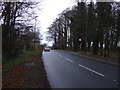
1,2,41,59
47,2,120,58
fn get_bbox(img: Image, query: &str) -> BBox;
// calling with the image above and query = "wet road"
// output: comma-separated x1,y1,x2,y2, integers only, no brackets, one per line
42,50,119,88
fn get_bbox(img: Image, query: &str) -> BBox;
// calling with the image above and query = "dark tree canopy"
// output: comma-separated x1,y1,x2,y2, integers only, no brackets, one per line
47,2,120,58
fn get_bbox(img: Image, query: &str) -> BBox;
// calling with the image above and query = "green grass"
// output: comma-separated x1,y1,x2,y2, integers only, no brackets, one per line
3,50,41,73
77,51,118,62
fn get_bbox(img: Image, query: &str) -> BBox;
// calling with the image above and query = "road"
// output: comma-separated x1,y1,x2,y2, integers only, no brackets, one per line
42,50,119,88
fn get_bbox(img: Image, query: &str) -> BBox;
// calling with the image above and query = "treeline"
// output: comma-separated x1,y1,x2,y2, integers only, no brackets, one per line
1,2,40,59
48,2,120,57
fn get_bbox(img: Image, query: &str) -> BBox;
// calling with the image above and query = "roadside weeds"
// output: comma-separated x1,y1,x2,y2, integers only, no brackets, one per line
2,50,51,88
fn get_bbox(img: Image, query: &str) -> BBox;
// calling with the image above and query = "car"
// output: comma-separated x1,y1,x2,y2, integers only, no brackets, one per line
44,47,51,52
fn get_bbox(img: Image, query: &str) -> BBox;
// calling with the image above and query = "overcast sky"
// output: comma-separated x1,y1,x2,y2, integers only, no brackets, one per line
36,0,76,46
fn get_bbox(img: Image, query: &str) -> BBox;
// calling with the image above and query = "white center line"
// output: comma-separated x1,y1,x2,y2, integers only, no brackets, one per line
59,55,63,57
65,58,73,63
78,64,104,77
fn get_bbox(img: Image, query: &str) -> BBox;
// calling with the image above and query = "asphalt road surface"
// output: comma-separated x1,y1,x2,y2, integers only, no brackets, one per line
42,50,119,88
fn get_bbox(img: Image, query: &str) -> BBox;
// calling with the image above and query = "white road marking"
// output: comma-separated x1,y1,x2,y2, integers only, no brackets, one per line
59,55,63,57
78,64,104,77
114,80,116,82
65,58,73,63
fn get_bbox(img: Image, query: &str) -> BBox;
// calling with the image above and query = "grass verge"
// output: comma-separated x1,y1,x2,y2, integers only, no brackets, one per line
2,50,50,88
77,51,118,63
2,50,41,73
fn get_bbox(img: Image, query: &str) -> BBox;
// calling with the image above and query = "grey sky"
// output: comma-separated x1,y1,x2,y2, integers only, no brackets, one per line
36,0,76,46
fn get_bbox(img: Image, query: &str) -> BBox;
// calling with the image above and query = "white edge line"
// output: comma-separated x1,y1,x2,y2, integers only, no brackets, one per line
65,58,73,63
59,55,63,57
78,64,104,77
